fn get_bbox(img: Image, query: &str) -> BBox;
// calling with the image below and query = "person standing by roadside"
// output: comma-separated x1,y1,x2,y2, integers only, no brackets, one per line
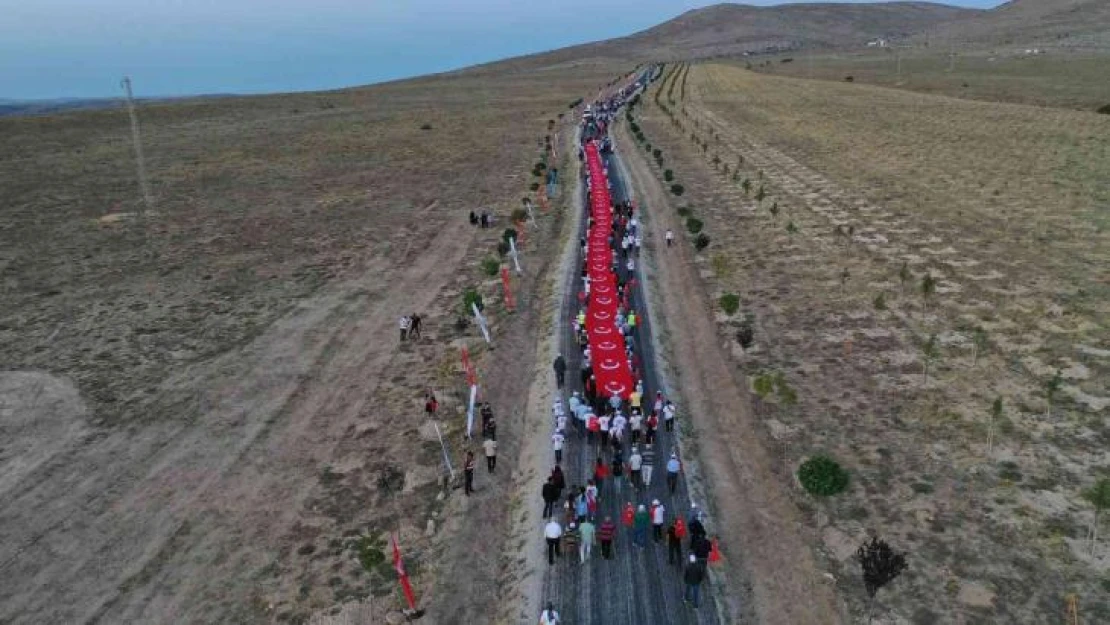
684,554,706,608
663,400,676,433
424,391,438,418
539,603,561,625
409,313,422,339
665,229,674,247
599,516,616,559
399,315,410,341
553,354,567,389
483,437,497,473
463,450,475,496
578,517,595,563
545,518,563,565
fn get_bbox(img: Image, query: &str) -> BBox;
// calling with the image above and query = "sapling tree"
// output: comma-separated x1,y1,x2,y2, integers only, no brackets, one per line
769,202,779,221
786,221,799,235
971,326,989,367
1045,369,1063,418
742,179,752,195
756,185,766,203
898,262,911,293
857,537,908,622
921,273,937,313
920,334,939,383
873,292,887,311
1082,478,1110,551
987,396,1002,455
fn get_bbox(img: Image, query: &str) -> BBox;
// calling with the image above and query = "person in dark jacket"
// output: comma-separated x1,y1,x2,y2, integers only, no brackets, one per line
667,522,683,566
683,554,707,608
542,477,560,518
553,354,567,388
691,533,712,564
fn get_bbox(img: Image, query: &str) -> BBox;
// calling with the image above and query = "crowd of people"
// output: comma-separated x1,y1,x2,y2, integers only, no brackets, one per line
537,75,718,618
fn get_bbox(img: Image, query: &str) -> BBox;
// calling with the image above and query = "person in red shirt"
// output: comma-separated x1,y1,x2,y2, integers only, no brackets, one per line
598,516,616,559
622,502,634,528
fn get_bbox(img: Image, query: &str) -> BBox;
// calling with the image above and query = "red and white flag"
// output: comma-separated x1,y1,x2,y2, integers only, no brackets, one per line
392,533,417,611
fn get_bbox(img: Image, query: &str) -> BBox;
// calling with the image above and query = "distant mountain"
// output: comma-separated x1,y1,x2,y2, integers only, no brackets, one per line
917,0,1110,50
0,94,239,118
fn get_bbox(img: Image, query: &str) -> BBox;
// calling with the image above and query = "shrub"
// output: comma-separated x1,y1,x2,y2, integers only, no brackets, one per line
873,292,887,311
481,257,500,277
510,208,528,223
529,182,540,191
462,288,484,313
1098,104,1110,115
686,217,704,234
719,293,740,315
420,123,433,130
781,58,794,63
694,233,710,251
798,455,849,496
845,76,854,83
652,148,662,160
736,317,754,348
645,143,652,152
664,169,674,182
670,184,685,196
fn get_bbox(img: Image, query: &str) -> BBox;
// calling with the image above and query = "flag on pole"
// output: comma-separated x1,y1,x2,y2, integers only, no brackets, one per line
392,533,417,611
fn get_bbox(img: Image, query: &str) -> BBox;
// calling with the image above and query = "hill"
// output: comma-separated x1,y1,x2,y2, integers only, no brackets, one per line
919,0,1110,50
620,2,978,59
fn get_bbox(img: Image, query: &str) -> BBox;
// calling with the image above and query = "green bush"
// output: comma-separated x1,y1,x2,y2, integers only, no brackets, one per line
664,169,674,182
481,257,500,277
1096,104,1110,115
719,293,740,315
652,148,662,160
685,217,704,234
463,288,484,313
798,456,849,497
510,208,528,223
529,182,540,191
501,228,518,245
671,184,685,196
694,233,710,251
677,206,691,218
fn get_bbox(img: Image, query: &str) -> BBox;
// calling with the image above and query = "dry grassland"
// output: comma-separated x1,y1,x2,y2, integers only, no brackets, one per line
0,60,621,624
634,62,1110,623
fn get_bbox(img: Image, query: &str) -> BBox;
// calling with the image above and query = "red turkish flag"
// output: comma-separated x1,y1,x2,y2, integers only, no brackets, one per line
392,534,417,610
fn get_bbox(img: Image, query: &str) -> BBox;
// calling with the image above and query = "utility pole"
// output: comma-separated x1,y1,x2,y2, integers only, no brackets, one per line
121,76,154,216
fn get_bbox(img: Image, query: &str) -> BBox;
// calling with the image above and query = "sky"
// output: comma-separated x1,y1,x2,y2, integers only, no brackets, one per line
1,0,1004,100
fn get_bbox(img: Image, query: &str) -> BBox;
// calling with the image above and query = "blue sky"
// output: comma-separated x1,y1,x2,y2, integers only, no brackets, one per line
1,0,1004,100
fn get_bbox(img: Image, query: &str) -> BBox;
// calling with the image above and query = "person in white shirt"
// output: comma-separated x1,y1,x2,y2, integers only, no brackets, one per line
544,521,563,565
634,234,643,253
665,229,675,247
598,413,611,447
539,603,561,625
628,446,643,489
651,499,666,542
663,400,677,433
556,413,568,433
399,316,410,341
552,431,565,464
629,412,643,444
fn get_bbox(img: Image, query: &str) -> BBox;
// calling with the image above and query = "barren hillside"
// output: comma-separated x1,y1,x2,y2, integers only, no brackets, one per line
918,0,1110,50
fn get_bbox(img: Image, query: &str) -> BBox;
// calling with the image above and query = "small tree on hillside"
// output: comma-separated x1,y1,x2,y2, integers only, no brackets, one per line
769,202,779,221
664,169,674,182
921,274,937,313
742,179,752,195
987,396,1002,455
920,334,939,383
1082,478,1110,551
1045,369,1063,418
756,185,766,203
786,220,799,235
971,326,989,367
857,537,908,623
898,262,911,293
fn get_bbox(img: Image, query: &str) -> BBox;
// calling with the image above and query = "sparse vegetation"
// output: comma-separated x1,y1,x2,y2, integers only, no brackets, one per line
719,293,740,315
798,455,849,496
481,257,500,277
671,183,685,196
694,233,710,251
686,217,704,234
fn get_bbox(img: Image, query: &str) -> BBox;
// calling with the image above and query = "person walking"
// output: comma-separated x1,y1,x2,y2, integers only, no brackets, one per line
553,354,567,389
545,519,563,565
645,412,658,445
651,499,666,543
666,452,681,494
551,465,565,498
622,501,635,530
409,313,422,339
552,430,565,465
683,554,706,608
424,392,438,418
629,411,642,445
692,532,712,565
599,516,616,559
562,522,580,564
633,504,650,547
610,447,624,494
542,477,559,518
399,315,410,341
463,450,475,496
598,413,611,448
641,443,655,488
593,457,609,491
628,446,643,490
578,517,596,563
539,603,561,625
667,521,683,566
666,229,674,247
663,400,676,433
483,437,497,473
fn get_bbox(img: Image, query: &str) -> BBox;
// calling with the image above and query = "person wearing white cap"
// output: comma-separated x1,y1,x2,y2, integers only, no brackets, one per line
666,452,681,494
651,499,666,542
628,446,643,489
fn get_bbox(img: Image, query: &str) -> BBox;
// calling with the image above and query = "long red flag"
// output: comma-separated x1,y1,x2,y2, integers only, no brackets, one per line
392,533,418,611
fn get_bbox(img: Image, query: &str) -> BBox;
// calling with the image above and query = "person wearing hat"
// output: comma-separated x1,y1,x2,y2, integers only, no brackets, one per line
539,602,561,624
641,443,655,487
628,445,643,490
651,499,666,543
666,452,681,494
683,553,707,608
562,521,580,561
632,504,650,547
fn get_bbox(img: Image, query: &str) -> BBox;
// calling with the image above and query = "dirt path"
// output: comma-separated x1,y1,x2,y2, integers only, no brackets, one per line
614,120,846,625
0,217,473,623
